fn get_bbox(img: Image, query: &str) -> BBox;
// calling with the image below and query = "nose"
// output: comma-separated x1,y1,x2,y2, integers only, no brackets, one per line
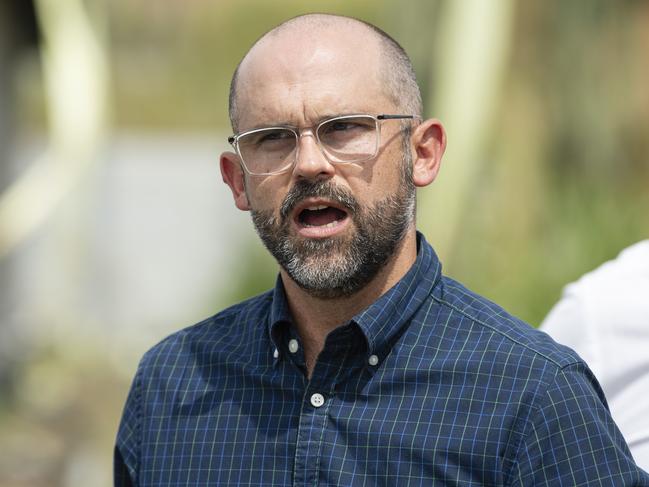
292,130,336,181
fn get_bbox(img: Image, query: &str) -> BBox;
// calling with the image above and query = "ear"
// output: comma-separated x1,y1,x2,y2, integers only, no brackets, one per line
410,118,447,187
220,151,250,211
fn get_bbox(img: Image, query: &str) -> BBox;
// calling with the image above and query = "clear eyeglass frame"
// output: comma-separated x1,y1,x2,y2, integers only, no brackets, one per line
227,113,417,176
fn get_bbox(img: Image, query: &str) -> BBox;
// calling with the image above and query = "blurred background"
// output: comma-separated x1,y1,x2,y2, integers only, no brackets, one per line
1,0,648,485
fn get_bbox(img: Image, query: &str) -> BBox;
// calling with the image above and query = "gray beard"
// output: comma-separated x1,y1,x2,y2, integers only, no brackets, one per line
250,161,415,299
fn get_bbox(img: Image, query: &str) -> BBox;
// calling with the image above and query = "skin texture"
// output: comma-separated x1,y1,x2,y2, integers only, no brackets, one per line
220,17,446,376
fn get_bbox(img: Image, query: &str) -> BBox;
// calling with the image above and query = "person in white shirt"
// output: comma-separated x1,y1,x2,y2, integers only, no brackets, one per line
541,240,649,470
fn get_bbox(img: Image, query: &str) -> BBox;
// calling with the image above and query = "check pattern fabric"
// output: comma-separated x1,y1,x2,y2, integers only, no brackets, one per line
115,233,649,486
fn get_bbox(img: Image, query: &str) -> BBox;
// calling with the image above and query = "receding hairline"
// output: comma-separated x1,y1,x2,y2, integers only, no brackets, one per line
228,13,422,132
262,13,376,43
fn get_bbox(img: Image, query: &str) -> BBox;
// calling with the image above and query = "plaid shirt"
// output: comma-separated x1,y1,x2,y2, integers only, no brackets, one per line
115,233,649,486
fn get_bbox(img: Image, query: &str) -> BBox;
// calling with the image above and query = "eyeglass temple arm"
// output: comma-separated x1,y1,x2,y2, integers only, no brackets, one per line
376,114,416,120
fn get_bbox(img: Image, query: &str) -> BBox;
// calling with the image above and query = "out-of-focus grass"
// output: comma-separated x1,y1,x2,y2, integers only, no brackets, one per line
0,342,128,486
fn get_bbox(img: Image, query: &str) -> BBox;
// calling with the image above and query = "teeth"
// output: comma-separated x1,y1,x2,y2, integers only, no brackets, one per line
307,205,329,211
303,221,339,228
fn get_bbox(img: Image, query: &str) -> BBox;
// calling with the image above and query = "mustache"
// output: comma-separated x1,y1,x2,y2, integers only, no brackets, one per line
279,180,360,222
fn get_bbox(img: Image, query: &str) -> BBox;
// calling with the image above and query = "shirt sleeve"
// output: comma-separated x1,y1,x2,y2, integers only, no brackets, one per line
540,291,602,377
508,362,649,486
114,366,142,487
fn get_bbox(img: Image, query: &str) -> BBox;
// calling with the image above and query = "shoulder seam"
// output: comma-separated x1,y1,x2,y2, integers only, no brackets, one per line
432,294,580,368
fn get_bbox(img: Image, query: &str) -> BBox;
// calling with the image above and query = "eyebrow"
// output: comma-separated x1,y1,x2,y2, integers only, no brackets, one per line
241,112,371,132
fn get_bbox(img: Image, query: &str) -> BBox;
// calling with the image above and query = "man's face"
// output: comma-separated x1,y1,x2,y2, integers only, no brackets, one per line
232,27,416,298
251,147,414,298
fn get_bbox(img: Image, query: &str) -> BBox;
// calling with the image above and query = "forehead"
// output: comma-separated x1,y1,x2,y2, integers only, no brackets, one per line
235,24,392,130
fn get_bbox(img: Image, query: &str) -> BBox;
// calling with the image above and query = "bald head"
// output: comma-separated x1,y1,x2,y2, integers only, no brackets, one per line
228,14,422,132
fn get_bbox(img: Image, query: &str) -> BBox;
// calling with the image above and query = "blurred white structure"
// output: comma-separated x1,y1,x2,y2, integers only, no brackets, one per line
9,133,255,372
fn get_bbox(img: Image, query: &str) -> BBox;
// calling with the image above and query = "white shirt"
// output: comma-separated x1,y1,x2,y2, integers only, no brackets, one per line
541,240,649,470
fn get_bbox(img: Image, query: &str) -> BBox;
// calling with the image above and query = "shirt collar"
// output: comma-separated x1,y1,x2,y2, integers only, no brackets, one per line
267,232,442,359
353,232,441,357
269,275,293,327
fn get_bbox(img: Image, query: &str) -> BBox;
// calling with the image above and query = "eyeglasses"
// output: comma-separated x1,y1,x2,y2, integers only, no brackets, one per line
227,114,417,176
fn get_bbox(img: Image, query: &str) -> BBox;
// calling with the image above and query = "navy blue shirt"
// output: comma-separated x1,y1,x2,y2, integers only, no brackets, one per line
115,233,649,486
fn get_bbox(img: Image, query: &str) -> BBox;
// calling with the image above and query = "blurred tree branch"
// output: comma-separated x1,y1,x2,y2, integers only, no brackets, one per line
418,0,515,265
0,0,109,259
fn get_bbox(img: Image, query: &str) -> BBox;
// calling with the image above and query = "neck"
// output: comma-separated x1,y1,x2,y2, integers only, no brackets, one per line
280,228,418,375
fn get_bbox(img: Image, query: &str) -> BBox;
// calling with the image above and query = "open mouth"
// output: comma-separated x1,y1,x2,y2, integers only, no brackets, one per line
298,205,348,227
293,201,351,237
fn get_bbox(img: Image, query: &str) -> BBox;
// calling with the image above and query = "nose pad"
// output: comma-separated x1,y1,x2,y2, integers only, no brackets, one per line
293,129,335,179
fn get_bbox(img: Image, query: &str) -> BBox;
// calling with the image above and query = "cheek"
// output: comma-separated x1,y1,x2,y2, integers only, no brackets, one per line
345,178,391,210
246,180,286,212
357,157,406,199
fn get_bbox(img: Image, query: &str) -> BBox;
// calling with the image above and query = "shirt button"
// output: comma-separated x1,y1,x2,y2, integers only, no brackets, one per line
288,339,299,354
273,348,279,359
368,354,379,366
310,393,325,408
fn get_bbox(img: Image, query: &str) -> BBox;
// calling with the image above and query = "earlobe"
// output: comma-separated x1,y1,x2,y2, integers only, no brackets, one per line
411,119,447,188
220,152,250,211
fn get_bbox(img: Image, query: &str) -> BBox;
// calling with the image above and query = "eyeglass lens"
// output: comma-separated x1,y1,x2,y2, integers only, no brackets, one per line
237,115,379,175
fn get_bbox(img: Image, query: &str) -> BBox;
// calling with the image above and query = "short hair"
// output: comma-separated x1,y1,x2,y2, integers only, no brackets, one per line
228,14,423,133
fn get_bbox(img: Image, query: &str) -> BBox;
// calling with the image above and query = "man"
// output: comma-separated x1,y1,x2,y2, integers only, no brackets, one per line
541,240,649,470
115,14,649,486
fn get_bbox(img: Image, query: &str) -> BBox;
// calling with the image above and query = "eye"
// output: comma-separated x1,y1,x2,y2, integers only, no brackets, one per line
240,129,295,151
319,117,376,143
321,120,368,135
320,116,376,135
257,129,293,144
327,121,358,132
